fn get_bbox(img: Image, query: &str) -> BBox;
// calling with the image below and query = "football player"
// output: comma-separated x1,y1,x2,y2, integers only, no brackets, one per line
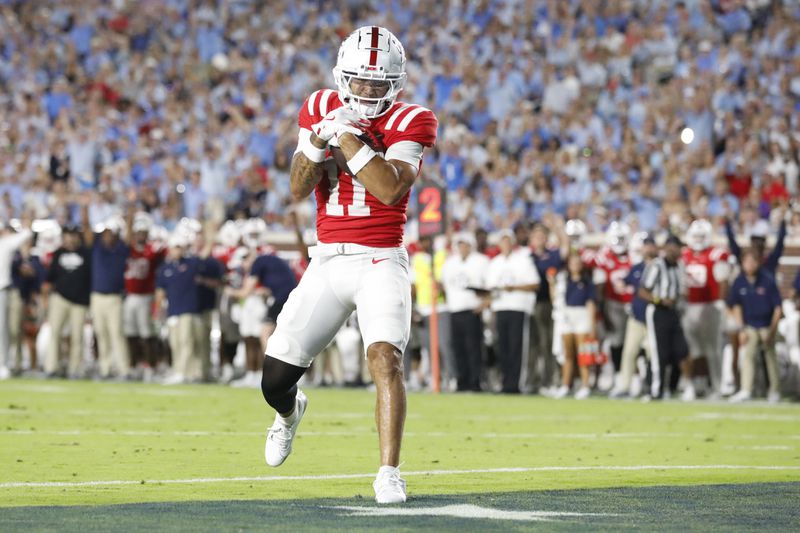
123,212,166,382
681,219,730,400
591,222,633,377
259,26,437,504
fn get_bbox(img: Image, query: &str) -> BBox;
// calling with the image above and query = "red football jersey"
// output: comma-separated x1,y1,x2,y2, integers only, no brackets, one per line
298,90,438,248
682,247,730,303
124,242,166,295
211,244,237,270
591,247,633,303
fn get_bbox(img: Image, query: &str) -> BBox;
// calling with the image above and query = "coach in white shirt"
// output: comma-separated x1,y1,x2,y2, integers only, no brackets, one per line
487,230,540,393
441,232,490,392
0,221,33,379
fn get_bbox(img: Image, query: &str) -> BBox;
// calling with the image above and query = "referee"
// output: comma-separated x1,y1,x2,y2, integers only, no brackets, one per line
639,235,689,399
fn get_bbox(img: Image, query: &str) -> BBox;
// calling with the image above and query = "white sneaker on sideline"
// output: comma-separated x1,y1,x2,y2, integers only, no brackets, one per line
373,465,407,504
552,385,569,399
729,390,751,403
265,390,307,467
219,364,235,384
161,373,186,385
767,391,780,404
608,387,628,399
231,371,260,388
574,387,591,400
681,384,696,402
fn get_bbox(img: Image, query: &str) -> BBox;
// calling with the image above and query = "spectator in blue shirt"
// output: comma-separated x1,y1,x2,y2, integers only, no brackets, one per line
726,249,782,403
89,215,131,380
612,234,657,398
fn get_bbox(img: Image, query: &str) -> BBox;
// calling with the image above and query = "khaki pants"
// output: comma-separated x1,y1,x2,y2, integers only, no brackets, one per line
526,301,557,391
618,318,649,392
45,293,87,375
168,314,201,380
91,293,130,377
189,310,212,381
740,327,779,395
7,289,23,368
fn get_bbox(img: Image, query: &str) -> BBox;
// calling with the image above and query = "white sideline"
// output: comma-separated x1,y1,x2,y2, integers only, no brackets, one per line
3,429,800,441
2,465,799,489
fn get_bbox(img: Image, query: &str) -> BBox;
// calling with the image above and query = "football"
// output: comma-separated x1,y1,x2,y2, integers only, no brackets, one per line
330,130,386,176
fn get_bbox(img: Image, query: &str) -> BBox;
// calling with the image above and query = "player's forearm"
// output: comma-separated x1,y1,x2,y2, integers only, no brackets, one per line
289,149,325,201
769,308,782,337
338,134,408,206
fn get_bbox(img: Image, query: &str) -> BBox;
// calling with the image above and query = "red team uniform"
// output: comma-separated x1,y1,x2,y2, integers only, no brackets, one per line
682,247,729,304
263,90,438,371
298,89,437,247
591,245,632,370
591,247,633,304
681,245,730,393
123,242,166,339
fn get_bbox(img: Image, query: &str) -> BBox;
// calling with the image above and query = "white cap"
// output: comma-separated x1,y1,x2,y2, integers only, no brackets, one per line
749,219,770,239
453,231,476,248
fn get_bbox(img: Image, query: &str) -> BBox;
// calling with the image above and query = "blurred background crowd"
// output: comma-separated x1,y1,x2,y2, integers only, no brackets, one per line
0,0,799,400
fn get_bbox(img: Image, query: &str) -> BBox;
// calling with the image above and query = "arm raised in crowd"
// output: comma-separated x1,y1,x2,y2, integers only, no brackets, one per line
765,218,786,274
80,192,94,246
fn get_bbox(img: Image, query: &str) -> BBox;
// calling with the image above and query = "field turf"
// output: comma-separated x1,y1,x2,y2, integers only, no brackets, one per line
1,379,799,531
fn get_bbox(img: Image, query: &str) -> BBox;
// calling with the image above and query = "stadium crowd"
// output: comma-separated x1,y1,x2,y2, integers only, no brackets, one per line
0,0,800,400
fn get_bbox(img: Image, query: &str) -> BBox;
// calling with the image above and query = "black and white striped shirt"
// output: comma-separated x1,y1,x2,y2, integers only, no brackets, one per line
642,257,684,302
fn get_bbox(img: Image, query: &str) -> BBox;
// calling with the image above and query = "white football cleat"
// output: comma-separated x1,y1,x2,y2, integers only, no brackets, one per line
767,391,780,404
552,385,570,399
729,390,751,403
161,372,185,386
681,384,696,402
265,390,307,467
574,386,591,400
373,465,407,504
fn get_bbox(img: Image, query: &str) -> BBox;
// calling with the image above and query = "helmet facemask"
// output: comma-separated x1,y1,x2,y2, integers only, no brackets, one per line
333,67,406,119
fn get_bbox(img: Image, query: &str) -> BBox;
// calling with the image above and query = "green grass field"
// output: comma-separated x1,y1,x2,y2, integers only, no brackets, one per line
1,379,799,531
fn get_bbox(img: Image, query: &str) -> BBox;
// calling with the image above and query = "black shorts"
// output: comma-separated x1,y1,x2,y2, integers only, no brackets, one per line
266,298,287,324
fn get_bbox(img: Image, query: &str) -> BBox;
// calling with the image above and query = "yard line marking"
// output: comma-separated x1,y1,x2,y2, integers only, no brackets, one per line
4,429,800,441
691,412,800,422
723,445,793,451
2,465,799,489
330,504,614,522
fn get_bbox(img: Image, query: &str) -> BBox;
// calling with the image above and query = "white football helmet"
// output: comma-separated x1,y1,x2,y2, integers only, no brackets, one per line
242,218,268,249
565,219,587,245
217,220,241,248
148,225,169,246
132,212,154,234
686,219,712,251
605,221,630,255
333,26,406,118
33,219,62,253
176,217,202,238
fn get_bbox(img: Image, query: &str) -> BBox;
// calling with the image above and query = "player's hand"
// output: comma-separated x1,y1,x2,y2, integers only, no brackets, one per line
661,298,675,308
311,108,367,145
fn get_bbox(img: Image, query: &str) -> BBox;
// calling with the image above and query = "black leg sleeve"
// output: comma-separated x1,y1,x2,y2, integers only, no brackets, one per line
261,355,307,414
